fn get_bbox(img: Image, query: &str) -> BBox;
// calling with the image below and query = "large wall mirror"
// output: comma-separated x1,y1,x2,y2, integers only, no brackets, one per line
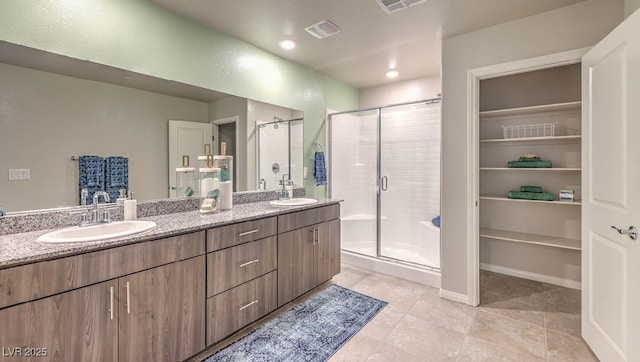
0,43,303,213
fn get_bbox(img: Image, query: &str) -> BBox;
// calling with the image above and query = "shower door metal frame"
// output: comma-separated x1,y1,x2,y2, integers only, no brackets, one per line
328,96,441,268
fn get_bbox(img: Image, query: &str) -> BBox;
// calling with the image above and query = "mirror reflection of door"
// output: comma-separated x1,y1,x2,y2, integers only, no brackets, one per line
211,116,239,192
168,120,213,198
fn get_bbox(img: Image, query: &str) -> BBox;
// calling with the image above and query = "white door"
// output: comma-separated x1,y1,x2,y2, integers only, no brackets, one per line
582,9,640,362
168,120,212,198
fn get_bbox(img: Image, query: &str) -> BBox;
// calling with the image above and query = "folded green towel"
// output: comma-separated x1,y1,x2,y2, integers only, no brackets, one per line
520,185,543,193
518,157,541,161
507,160,552,168
508,191,554,201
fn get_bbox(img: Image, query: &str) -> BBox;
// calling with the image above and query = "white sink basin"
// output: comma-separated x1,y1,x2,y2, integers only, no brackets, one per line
270,198,318,207
37,220,157,243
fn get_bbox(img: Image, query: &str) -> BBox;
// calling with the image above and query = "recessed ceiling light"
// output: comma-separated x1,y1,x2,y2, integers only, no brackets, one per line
386,70,399,78
279,39,296,50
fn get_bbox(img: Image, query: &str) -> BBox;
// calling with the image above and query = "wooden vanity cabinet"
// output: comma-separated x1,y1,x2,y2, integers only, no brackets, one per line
277,205,341,306
205,218,278,345
118,255,205,362
0,280,118,361
0,232,206,362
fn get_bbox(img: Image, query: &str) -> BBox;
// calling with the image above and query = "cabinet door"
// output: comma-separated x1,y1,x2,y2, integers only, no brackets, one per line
316,219,341,285
277,226,316,306
0,280,118,362
118,256,205,362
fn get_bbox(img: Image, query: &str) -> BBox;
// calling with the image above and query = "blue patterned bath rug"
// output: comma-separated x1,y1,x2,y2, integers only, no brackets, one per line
205,284,387,362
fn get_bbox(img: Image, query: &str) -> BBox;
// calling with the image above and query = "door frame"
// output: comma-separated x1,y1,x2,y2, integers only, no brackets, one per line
211,116,240,191
465,47,590,306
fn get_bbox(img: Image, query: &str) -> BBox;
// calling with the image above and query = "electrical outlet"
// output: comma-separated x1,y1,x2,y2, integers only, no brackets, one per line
8,169,30,180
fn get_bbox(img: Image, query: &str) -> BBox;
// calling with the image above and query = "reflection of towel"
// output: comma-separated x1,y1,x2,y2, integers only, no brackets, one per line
106,156,128,201
79,155,105,205
314,151,327,186
0,204,5,217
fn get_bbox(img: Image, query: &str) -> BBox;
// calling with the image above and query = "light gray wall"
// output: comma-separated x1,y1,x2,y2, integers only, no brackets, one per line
626,0,640,17
440,0,624,297
359,76,441,109
0,1,359,200
0,63,208,212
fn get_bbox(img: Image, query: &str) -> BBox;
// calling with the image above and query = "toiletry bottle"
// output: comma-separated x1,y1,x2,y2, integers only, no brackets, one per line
124,190,137,220
116,189,127,206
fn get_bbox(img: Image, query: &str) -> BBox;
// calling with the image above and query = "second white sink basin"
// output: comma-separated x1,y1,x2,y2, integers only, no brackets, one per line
37,220,157,243
270,198,318,207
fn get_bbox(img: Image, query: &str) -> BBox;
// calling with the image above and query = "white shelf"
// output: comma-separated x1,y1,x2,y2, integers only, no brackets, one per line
479,101,581,118
480,167,581,172
480,195,581,206
480,135,581,144
480,228,581,251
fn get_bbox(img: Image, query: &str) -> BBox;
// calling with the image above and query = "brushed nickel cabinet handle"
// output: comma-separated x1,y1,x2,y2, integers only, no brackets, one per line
238,229,259,237
238,300,259,311
125,282,131,314
239,259,260,268
109,286,114,320
316,226,320,245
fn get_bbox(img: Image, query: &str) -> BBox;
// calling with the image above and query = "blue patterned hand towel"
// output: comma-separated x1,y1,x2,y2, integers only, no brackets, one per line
79,155,105,205
314,151,327,186
105,156,129,201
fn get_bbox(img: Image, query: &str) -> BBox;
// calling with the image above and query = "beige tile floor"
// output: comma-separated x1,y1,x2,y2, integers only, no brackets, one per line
194,264,598,361
329,265,597,362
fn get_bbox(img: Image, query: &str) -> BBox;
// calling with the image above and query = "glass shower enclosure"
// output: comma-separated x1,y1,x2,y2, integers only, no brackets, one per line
256,117,303,190
328,99,441,269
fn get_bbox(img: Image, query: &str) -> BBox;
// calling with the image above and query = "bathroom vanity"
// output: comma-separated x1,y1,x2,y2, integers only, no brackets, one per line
0,199,340,361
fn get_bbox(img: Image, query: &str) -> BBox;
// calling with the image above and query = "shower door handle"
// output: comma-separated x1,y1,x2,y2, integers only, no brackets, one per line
381,176,388,191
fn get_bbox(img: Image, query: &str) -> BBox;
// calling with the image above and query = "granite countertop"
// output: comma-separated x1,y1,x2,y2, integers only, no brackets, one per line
0,199,340,269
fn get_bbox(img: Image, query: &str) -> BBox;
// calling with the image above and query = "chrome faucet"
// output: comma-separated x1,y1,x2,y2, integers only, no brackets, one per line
279,174,291,200
91,191,111,225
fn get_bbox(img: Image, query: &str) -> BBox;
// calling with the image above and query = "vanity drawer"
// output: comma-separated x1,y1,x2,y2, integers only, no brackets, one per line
207,236,277,297
277,204,340,233
206,271,277,344
207,217,277,252
0,231,205,309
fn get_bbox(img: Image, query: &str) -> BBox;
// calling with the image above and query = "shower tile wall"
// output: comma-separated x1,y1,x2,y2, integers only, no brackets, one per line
380,105,441,251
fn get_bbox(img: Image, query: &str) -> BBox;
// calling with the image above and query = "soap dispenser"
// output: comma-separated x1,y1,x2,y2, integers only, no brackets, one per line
124,190,137,221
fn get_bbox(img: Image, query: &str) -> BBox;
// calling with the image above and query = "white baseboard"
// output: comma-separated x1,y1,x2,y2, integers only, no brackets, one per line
439,289,473,305
480,263,582,290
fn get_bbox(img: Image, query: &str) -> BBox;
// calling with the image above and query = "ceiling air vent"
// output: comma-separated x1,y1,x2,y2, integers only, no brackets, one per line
376,0,427,14
305,20,341,39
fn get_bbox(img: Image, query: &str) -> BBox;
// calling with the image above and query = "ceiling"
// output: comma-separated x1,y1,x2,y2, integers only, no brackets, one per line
150,0,585,89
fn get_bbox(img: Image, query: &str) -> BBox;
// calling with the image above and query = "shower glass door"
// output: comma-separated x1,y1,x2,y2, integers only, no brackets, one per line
379,102,441,267
329,100,441,269
329,109,379,257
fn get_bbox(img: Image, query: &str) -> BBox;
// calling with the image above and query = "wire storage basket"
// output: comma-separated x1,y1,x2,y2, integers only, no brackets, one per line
502,122,556,139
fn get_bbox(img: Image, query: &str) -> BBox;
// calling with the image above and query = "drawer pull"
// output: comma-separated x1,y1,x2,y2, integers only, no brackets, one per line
239,259,260,268
239,300,259,311
238,229,259,237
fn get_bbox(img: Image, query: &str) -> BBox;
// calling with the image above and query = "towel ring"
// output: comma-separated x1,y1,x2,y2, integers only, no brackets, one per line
313,141,324,151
